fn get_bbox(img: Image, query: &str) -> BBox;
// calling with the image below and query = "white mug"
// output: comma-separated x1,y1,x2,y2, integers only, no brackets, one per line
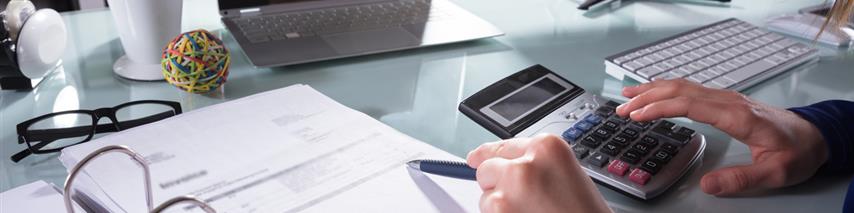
107,0,183,81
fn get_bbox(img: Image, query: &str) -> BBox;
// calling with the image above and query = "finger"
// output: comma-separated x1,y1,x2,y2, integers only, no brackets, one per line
700,164,772,196
480,190,507,213
467,138,532,168
617,80,718,116
621,79,696,98
476,158,512,191
627,97,752,138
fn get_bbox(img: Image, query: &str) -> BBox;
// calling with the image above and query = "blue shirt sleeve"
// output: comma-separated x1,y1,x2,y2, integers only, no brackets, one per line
789,100,854,173
788,100,854,213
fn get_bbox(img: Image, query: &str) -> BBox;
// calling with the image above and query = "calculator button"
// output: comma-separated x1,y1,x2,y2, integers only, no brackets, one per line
574,122,594,132
587,152,610,168
562,128,584,143
630,121,652,129
584,114,604,124
610,135,630,147
676,127,696,136
605,100,620,108
629,168,652,185
652,150,673,163
581,136,603,148
572,146,590,159
632,143,651,155
601,143,621,156
621,149,642,164
596,107,615,117
621,128,640,139
640,136,659,147
661,143,679,155
592,128,613,139
653,127,692,144
641,159,663,174
608,160,631,176
654,120,676,131
602,121,620,132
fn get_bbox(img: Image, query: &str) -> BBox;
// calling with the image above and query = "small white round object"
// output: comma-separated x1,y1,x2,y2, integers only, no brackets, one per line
16,9,67,79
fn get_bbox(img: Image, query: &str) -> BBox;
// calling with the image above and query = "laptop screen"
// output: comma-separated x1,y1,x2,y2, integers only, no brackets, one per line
219,0,319,10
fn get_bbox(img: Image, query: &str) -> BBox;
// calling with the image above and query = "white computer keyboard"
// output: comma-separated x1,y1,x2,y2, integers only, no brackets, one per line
604,18,818,91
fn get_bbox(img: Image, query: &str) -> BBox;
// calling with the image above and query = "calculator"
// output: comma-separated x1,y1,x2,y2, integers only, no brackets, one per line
458,65,706,200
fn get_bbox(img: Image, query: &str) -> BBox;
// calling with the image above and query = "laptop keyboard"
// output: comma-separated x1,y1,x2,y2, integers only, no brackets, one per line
605,18,818,90
233,0,449,43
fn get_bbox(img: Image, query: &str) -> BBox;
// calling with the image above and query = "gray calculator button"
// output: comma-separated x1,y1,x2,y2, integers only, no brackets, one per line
711,77,737,89
624,61,645,71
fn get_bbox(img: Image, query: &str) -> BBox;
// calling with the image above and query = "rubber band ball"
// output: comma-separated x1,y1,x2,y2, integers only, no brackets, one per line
161,29,231,93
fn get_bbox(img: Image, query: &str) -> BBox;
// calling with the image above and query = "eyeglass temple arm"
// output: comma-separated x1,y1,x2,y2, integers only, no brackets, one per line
23,112,175,143
11,138,54,162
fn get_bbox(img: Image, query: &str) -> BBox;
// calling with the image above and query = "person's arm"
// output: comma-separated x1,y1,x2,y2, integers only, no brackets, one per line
789,100,854,173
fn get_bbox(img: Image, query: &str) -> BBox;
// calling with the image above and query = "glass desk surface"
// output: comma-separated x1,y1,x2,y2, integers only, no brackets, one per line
2,0,853,212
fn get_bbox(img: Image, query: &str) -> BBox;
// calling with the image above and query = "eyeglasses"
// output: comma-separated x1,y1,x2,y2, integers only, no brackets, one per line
12,100,182,163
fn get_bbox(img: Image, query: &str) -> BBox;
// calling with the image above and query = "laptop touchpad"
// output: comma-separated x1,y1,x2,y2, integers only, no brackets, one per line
323,28,420,54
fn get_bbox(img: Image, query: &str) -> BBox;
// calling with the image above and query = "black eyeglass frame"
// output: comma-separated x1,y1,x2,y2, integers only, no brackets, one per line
12,100,182,162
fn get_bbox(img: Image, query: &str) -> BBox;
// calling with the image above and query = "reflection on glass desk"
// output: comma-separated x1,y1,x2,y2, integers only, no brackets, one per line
1,0,853,212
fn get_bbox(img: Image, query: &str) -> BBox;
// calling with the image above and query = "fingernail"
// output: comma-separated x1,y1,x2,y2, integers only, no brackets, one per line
629,109,641,118
616,103,625,112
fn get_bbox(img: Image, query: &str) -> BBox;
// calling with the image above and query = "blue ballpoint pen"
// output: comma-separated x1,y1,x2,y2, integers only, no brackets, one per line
407,159,477,181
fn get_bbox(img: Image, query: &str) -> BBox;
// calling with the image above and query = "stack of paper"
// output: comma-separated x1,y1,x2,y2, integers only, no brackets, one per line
0,180,86,212
58,84,481,212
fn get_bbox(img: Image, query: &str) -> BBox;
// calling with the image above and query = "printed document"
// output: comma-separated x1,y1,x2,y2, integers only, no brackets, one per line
59,84,481,212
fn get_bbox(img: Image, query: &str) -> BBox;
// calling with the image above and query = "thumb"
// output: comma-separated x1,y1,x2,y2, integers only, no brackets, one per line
700,164,771,196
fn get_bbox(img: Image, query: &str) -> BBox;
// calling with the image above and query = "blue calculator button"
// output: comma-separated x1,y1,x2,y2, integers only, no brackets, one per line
584,114,603,124
562,128,584,143
574,122,594,131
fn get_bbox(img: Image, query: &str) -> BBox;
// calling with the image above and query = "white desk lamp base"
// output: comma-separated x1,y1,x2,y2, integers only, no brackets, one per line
113,55,164,81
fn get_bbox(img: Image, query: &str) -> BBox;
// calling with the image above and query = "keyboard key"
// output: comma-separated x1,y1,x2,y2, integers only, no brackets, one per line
601,143,622,156
655,120,675,130
604,101,621,108
721,60,777,86
581,136,603,148
584,114,604,124
608,160,631,176
572,145,590,159
629,168,652,185
587,152,610,168
641,159,663,174
621,149,643,164
637,66,667,78
562,128,584,143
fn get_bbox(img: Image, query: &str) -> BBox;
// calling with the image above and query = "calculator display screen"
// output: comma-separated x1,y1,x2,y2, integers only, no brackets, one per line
490,78,568,121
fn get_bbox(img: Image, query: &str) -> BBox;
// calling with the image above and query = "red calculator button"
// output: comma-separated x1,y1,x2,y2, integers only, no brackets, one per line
629,168,652,185
607,160,630,176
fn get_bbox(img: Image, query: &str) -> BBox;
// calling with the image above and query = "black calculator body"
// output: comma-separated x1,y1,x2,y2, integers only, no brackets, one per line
458,65,706,200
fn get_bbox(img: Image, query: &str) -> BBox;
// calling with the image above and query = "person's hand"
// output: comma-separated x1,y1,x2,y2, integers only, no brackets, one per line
616,79,828,196
466,134,612,213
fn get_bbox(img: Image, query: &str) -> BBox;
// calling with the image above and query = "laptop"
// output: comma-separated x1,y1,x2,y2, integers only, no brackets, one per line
218,0,504,67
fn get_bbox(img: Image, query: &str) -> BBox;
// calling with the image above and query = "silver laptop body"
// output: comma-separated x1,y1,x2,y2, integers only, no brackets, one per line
219,0,504,67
